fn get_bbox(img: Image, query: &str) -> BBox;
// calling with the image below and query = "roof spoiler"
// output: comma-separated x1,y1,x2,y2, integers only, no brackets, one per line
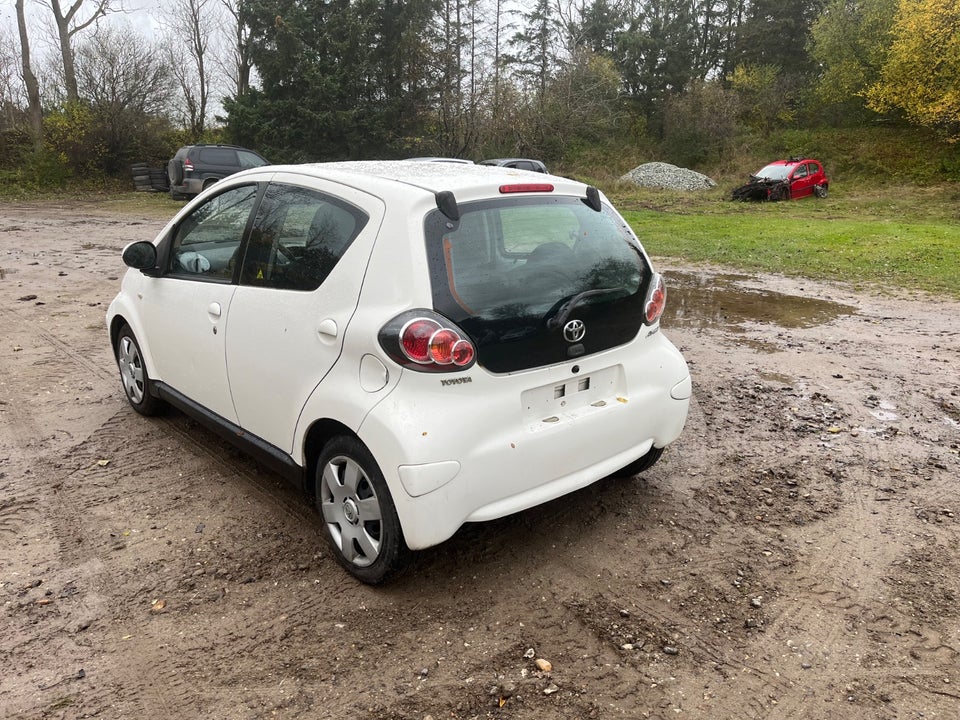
435,191,460,221
436,186,601,220
585,186,602,212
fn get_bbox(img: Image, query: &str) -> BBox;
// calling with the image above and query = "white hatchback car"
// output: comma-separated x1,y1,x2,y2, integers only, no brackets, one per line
108,161,690,583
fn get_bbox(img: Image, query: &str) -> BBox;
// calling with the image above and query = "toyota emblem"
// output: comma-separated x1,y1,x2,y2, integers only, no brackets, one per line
563,319,586,343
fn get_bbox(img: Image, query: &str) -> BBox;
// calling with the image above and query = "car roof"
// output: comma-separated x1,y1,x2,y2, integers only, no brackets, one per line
404,157,474,163
242,160,583,197
765,158,817,167
186,143,246,150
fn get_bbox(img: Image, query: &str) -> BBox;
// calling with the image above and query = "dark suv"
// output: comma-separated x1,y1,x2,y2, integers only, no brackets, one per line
167,144,269,199
478,158,549,173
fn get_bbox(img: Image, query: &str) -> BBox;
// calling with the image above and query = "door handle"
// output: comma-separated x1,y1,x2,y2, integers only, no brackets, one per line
207,302,222,319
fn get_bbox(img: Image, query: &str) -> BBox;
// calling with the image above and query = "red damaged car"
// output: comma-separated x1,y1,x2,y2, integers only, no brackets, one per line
732,157,829,201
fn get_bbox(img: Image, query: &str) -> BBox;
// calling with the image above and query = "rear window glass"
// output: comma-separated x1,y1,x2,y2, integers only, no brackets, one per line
427,197,644,320
425,196,651,372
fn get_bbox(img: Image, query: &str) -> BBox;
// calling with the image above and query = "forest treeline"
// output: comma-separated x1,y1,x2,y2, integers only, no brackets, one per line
1,0,958,188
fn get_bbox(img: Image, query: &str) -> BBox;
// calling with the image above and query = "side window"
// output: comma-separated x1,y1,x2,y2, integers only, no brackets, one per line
200,147,239,166
239,183,368,292
168,185,258,281
808,162,820,175
238,150,267,169
793,164,808,179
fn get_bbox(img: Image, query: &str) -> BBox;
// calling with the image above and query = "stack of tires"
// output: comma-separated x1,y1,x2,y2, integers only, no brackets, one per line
130,163,170,193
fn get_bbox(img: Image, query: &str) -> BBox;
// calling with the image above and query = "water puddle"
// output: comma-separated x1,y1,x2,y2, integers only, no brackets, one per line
662,271,856,332
757,371,799,386
868,399,901,423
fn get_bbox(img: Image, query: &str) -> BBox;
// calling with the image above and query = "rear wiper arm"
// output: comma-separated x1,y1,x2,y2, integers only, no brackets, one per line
545,287,622,330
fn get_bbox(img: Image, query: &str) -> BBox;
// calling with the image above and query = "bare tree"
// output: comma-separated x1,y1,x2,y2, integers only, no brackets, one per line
15,0,44,147
77,27,171,115
164,0,214,136
73,24,173,169
218,0,252,98
1,24,22,127
44,0,120,103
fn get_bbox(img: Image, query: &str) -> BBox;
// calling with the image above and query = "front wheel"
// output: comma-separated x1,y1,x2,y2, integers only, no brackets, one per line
315,437,408,584
116,325,163,416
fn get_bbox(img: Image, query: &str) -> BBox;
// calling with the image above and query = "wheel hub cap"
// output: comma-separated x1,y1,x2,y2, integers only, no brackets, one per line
342,498,359,524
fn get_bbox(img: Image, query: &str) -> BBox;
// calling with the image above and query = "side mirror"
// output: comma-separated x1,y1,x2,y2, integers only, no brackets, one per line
121,241,158,272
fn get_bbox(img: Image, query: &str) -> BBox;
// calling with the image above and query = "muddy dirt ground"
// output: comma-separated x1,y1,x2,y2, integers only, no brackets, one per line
1,200,958,720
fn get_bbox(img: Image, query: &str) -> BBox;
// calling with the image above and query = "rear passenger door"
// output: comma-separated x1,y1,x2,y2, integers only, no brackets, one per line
224,175,384,453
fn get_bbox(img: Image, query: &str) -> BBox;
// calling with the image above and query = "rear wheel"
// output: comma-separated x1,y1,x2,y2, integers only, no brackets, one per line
116,326,163,416
315,436,407,584
814,183,828,198
612,446,664,478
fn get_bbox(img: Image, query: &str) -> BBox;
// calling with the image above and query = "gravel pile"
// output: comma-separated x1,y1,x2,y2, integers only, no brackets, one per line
620,162,716,191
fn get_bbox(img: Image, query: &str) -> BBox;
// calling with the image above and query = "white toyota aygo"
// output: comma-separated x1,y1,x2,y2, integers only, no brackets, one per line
107,161,691,583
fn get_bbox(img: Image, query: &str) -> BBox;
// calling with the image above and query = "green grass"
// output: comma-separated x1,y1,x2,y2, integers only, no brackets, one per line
7,177,959,298
612,183,960,298
85,190,184,219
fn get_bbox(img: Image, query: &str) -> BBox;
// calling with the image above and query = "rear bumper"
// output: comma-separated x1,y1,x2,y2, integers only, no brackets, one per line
171,178,203,196
358,331,690,550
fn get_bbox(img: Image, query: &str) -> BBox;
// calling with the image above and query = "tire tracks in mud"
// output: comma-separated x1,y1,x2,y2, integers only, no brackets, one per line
1,302,205,717
4,255,382,717
1,300,332,718
67,442,306,717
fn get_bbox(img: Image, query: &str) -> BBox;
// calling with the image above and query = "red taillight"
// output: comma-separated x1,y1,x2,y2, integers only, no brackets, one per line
644,274,666,324
499,183,554,194
184,159,194,173
397,316,476,370
401,318,441,363
428,328,459,364
450,339,475,366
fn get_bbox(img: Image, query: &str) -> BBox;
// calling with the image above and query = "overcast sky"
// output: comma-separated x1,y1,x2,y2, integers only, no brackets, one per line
2,0,165,45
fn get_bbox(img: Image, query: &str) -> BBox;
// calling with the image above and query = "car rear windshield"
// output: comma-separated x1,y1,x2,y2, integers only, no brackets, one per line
425,195,653,373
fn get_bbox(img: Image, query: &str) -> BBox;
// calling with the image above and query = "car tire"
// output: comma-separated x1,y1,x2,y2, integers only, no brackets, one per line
116,325,163,416
612,446,664,478
168,160,184,186
315,436,408,584
814,183,828,199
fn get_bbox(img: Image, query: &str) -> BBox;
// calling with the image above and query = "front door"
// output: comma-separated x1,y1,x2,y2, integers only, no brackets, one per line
139,184,260,423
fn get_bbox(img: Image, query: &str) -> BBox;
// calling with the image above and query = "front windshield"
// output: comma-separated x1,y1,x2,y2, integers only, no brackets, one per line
754,164,790,180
